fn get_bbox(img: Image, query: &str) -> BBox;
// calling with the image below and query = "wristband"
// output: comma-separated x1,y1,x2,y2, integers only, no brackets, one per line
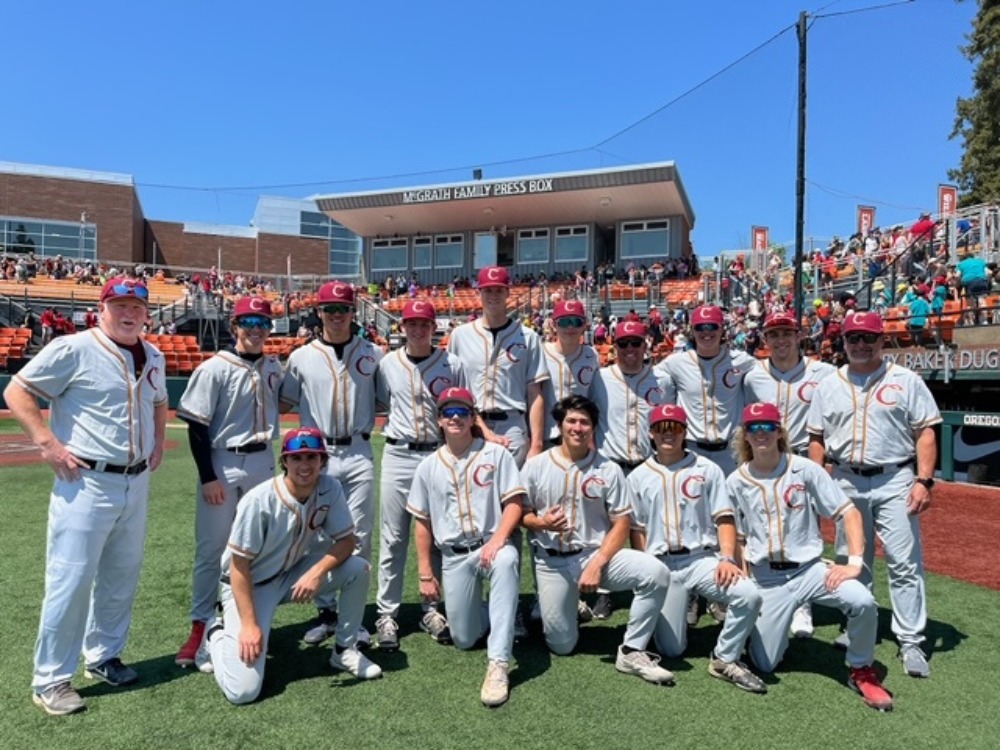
720,556,738,566
847,555,863,568
419,575,434,582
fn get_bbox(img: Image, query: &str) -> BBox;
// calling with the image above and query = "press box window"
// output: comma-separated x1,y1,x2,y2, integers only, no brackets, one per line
517,228,549,264
620,219,669,259
371,238,408,272
413,237,432,269
435,234,464,268
554,225,588,262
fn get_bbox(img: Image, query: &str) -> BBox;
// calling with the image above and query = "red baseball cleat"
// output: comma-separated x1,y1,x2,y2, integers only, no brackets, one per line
175,621,206,667
849,666,894,712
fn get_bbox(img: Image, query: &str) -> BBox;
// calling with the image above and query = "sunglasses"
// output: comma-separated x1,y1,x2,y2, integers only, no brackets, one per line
652,421,686,435
746,422,780,434
844,332,880,345
235,316,272,330
557,316,586,329
284,434,326,451
441,406,473,419
322,304,353,315
694,323,721,332
108,283,149,300
616,338,645,349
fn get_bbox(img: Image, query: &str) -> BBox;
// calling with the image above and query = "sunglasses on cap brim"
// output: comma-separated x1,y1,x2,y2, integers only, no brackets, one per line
284,434,326,451
106,283,149,300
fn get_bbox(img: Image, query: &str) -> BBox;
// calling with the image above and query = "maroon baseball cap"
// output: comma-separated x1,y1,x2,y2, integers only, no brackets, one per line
742,402,782,426
650,404,687,428
232,296,273,319
614,320,647,341
317,281,355,305
763,312,798,331
100,277,149,305
438,387,476,409
842,311,884,335
402,299,436,321
553,299,586,320
477,266,511,289
692,306,724,327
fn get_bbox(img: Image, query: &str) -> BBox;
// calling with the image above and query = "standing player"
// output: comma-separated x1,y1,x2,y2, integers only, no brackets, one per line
589,320,670,618
807,311,940,678
540,299,599,448
728,403,893,711
407,388,524,707
280,280,383,645
374,299,465,650
5,278,167,716
198,428,380,705
628,404,766,693
522,396,675,685
174,297,284,667
742,311,836,639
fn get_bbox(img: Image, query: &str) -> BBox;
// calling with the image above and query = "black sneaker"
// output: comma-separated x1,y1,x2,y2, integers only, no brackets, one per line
592,593,613,620
84,658,139,687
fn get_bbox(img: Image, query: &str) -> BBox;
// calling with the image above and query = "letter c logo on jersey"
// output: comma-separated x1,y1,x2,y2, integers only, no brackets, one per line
577,365,594,387
875,383,903,406
355,355,376,376
783,484,806,510
644,386,665,405
308,504,330,530
473,464,496,487
797,380,819,404
145,365,160,389
428,376,453,397
506,342,526,363
267,371,280,392
681,474,705,501
722,368,742,389
581,475,607,500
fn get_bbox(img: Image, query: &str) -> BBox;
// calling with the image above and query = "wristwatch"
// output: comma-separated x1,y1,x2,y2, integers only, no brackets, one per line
915,477,935,490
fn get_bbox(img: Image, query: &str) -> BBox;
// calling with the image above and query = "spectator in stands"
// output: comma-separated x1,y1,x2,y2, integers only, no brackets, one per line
908,285,932,347
957,249,991,324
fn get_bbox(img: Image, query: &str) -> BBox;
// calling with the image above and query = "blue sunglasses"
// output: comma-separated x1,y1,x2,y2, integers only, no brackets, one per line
285,434,326,451
108,283,149,299
746,422,780,434
441,406,473,419
236,316,272,330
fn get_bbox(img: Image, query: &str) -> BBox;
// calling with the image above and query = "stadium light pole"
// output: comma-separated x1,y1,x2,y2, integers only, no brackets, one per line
793,9,807,326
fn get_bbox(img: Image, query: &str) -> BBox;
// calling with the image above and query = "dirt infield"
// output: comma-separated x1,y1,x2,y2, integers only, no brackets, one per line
0,432,996,589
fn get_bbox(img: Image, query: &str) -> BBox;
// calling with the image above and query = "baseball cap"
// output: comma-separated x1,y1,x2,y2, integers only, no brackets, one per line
649,404,687,428
438,387,476,409
317,281,355,304
402,299,436,321
763,312,798,331
553,299,586,320
916,284,931,297
742,402,782,426
691,306,724,327
100,277,149,305
614,320,647,341
281,427,327,456
477,266,511,289
842,311,884,335
232,296,273,319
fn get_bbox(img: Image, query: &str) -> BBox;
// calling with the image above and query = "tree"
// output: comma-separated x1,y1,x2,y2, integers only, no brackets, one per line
949,0,1000,206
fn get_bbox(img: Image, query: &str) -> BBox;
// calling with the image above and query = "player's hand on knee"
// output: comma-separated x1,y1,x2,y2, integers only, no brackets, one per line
715,559,744,588
290,572,322,603
202,480,227,505
479,540,503,569
579,563,603,593
239,624,264,665
824,563,861,592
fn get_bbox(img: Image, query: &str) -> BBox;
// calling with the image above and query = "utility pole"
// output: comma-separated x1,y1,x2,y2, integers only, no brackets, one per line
794,10,808,325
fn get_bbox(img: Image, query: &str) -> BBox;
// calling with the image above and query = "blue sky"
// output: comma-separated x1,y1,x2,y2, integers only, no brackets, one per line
2,0,977,260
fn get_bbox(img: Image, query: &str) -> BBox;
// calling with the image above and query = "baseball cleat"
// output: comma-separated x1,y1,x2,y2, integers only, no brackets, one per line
592,593,613,620
790,605,814,639
577,598,594,623
513,610,529,642
707,601,728,623
686,592,699,627
420,610,453,645
194,620,220,674
375,616,400,652
356,626,372,650
708,656,768,693
33,682,86,716
848,666,894,712
85,657,139,687
302,608,338,645
900,646,931,678
615,646,676,686
481,659,510,707
175,620,207,667
330,646,382,680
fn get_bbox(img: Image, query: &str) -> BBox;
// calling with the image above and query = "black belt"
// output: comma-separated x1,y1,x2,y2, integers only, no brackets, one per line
220,571,281,588
832,458,915,477
544,547,584,557
450,539,485,554
687,440,728,452
664,546,712,556
326,433,371,446
614,459,643,471
385,437,439,452
227,442,269,454
480,410,511,421
75,457,148,476
768,561,801,571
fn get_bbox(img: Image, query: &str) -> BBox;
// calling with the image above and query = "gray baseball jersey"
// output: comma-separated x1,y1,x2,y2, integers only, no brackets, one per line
280,338,383,438
521,447,632,551
742,357,836,452
406,439,526,547
540,342,599,440
177,350,284,446
805,363,942,465
376,348,467,443
726,455,854,565
446,318,548,413
656,347,757,443
591,364,671,464
628,452,731,554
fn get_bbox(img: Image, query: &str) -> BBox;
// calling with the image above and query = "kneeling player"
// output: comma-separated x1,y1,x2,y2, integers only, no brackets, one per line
629,404,766,693
199,428,381,704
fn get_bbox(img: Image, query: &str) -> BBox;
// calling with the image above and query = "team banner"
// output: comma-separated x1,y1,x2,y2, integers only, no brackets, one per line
938,184,958,217
752,226,769,252
857,205,876,235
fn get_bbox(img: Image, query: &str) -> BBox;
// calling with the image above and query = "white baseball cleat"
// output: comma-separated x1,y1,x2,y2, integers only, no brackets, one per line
790,604,815,638
329,646,382,680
